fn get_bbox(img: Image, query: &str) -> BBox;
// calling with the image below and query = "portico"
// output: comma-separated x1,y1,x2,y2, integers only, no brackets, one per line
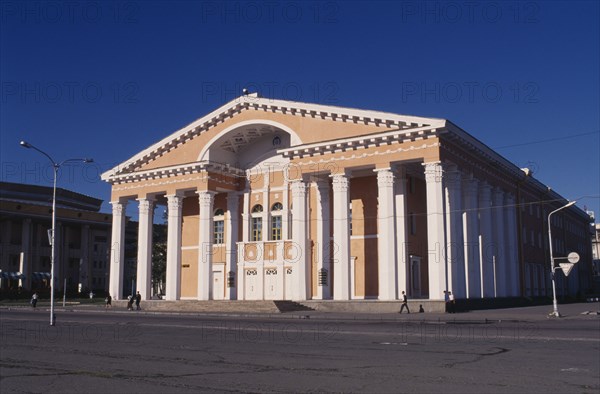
102,94,588,303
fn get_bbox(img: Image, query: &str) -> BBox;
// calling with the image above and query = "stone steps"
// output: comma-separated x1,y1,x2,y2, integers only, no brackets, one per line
113,300,281,313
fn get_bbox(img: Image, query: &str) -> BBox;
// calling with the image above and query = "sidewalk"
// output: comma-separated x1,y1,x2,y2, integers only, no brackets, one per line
4,300,598,323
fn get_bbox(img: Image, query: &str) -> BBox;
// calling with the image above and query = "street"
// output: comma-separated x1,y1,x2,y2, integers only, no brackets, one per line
1,305,599,393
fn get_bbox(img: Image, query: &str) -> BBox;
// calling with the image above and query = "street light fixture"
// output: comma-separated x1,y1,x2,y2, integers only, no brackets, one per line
20,141,93,326
547,200,576,318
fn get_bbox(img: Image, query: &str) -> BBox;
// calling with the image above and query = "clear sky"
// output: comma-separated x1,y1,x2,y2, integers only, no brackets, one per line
1,0,599,220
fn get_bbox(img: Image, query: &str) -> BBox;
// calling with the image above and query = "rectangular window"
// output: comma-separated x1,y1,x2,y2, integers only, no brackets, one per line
410,212,416,235
252,217,262,242
271,216,282,241
213,220,224,244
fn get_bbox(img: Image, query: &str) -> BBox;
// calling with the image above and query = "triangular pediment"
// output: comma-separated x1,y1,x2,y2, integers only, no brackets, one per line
101,94,446,183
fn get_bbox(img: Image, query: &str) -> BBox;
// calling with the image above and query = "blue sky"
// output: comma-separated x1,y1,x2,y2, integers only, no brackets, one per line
1,0,599,219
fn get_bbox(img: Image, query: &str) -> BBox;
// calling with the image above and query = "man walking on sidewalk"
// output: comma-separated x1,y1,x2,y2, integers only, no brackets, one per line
399,291,410,314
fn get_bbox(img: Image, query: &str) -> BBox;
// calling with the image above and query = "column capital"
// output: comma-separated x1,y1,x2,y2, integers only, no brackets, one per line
504,192,515,204
375,168,395,188
137,198,155,215
166,193,183,213
422,161,444,183
444,165,461,189
110,200,127,215
290,179,307,198
462,177,479,194
196,190,216,208
331,173,349,193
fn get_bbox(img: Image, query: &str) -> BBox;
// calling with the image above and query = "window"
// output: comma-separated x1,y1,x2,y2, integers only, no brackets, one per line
271,215,282,240
251,204,263,241
271,202,283,240
214,209,225,244
410,212,416,235
213,220,224,244
252,217,262,241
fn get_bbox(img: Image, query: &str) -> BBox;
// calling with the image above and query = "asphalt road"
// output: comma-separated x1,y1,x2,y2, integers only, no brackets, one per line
1,306,599,393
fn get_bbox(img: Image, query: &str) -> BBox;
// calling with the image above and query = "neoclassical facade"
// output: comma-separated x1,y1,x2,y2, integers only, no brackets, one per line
102,94,592,301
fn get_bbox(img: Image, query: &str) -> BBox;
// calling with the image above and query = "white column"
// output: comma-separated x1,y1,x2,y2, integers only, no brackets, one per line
462,178,481,298
478,182,494,297
165,193,183,301
226,193,239,300
315,180,331,299
282,179,290,240
198,191,215,300
505,193,519,296
262,174,270,241
445,166,466,299
136,197,154,300
109,200,127,300
291,179,308,300
242,183,250,242
423,162,446,300
395,167,408,298
492,187,506,297
375,168,397,300
331,173,351,300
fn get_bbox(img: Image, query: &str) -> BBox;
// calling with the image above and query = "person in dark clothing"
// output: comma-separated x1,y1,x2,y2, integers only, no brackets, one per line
135,291,141,311
399,291,410,314
30,292,38,308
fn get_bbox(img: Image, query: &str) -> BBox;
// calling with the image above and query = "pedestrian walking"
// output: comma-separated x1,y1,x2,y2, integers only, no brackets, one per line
448,291,456,313
105,294,112,309
399,291,410,314
135,291,141,311
30,292,38,308
419,304,425,313
126,294,134,311
444,290,450,313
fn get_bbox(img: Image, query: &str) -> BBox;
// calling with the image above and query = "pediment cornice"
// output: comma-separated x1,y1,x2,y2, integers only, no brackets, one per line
101,95,445,182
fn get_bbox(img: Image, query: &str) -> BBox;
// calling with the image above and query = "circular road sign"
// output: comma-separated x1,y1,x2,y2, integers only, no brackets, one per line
567,252,580,264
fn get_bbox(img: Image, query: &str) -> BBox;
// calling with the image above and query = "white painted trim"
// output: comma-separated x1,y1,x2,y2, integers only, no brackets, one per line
278,125,444,158
197,119,303,162
350,234,378,240
102,95,444,180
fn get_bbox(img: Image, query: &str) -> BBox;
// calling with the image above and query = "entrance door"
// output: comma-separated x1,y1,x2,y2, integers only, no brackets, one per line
264,267,278,300
410,256,421,297
244,268,259,300
212,270,224,300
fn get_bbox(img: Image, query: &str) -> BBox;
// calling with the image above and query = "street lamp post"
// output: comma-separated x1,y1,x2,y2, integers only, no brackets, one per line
547,200,576,318
20,141,93,326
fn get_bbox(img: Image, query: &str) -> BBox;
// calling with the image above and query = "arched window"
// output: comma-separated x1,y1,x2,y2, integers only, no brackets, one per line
271,202,283,240
213,208,225,244
251,205,263,241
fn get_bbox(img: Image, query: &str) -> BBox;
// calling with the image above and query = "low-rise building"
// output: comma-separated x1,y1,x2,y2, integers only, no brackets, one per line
0,182,112,295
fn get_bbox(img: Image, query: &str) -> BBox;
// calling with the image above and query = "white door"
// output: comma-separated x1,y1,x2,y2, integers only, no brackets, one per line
264,268,278,299
212,270,224,300
244,269,259,300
